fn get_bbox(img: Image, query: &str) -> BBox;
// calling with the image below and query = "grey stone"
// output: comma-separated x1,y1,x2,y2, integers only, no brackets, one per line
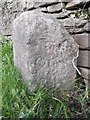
77,50,90,68
56,10,77,19
78,67,90,80
60,18,76,27
25,0,60,9
60,2,65,8
84,22,90,32
60,18,87,27
42,12,67,19
66,27,84,34
57,12,68,19
26,0,59,2
41,7,48,12
28,0,72,2
59,0,72,2
0,17,3,34
75,19,87,28
12,10,79,91
88,7,90,15
1,0,25,35
73,33,90,48
26,2,44,9
47,3,62,13
1,11,21,35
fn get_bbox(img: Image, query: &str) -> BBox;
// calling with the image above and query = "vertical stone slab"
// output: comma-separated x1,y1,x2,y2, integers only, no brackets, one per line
79,67,90,80
77,50,90,68
12,10,79,91
74,33,89,49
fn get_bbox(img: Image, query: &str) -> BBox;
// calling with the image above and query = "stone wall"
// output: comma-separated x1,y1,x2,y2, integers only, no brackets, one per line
0,0,90,80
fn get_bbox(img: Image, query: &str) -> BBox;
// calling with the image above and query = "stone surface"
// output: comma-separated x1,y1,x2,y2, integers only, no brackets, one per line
0,16,2,34
66,27,84,34
1,0,24,35
25,2,48,9
41,7,48,12
75,19,87,28
23,0,60,9
43,11,70,19
73,33,90,48
59,0,72,2
88,7,90,15
25,0,72,3
1,12,21,35
60,18,87,27
12,10,79,91
84,22,90,32
77,50,90,68
25,0,59,2
56,11,68,19
60,18,75,27
79,67,90,80
47,3,62,13
56,9,77,19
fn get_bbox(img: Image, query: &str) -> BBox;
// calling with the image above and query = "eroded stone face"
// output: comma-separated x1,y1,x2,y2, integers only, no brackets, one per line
12,10,79,91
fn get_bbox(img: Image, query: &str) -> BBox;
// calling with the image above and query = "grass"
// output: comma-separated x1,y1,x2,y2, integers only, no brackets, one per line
1,35,90,119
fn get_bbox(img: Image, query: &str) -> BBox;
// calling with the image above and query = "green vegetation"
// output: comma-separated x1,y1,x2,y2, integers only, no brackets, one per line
1,35,90,119
69,8,90,19
76,8,90,19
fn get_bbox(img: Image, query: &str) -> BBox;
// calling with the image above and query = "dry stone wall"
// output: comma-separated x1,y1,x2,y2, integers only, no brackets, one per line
0,0,90,80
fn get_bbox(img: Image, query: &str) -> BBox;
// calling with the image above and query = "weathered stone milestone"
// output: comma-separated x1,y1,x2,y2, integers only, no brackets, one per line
12,10,79,91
